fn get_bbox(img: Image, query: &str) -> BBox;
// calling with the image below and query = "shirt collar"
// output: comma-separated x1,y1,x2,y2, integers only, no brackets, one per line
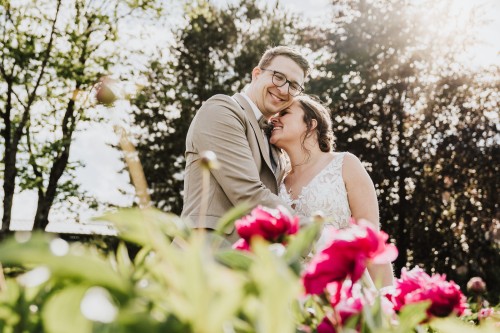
240,92,264,120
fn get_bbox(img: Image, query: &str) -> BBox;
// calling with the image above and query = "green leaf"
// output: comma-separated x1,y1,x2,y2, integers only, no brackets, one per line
362,293,385,331
430,317,500,333
41,286,92,333
284,222,322,264
0,279,21,306
0,281,21,328
395,301,430,333
250,239,302,333
0,233,130,296
96,207,189,247
165,234,245,332
343,313,362,331
362,300,378,331
215,250,254,270
215,202,252,235
115,242,132,277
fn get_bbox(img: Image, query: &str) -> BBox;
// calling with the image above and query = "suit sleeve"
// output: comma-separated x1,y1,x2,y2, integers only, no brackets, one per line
191,98,285,209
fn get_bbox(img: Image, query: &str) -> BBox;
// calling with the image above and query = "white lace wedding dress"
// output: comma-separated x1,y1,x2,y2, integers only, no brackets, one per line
278,152,351,252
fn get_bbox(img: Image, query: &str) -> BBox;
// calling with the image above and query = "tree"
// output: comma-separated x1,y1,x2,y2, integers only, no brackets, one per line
0,0,161,233
1,0,63,233
304,0,499,298
411,69,499,300
131,0,301,214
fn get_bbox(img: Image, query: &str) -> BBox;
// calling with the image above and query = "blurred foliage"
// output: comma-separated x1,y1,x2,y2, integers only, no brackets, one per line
0,208,498,332
0,208,307,333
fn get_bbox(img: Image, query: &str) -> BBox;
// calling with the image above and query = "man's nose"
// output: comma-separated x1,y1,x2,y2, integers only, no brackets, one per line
276,83,289,96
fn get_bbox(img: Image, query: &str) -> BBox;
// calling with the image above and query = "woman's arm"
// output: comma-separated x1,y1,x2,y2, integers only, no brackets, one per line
342,153,395,287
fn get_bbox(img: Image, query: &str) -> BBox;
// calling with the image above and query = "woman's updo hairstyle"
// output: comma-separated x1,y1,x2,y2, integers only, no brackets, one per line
295,95,336,152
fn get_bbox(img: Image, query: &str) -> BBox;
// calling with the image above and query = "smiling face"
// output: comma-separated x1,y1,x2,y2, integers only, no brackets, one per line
247,56,305,119
269,100,309,150
270,95,335,153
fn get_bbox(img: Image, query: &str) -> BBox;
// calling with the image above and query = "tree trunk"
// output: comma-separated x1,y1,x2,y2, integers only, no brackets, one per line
393,103,409,272
32,97,75,230
1,0,61,234
1,122,11,234
1,159,16,234
33,192,49,231
32,148,70,230
3,134,29,233
1,82,15,235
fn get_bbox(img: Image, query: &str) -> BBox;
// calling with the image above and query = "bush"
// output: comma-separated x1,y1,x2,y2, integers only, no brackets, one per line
0,206,498,332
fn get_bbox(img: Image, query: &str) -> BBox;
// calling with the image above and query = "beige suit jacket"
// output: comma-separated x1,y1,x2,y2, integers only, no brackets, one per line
181,93,287,235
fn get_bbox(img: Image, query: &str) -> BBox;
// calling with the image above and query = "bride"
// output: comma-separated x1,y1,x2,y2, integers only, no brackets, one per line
269,95,394,287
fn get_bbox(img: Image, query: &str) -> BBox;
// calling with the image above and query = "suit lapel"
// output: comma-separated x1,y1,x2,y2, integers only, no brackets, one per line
232,93,274,173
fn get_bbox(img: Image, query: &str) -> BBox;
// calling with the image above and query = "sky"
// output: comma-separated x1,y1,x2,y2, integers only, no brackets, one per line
5,0,499,232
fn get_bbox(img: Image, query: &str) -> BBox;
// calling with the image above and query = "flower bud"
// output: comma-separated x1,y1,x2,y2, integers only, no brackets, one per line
311,211,325,224
467,277,486,294
268,243,286,257
95,77,118,105
200,150,220,170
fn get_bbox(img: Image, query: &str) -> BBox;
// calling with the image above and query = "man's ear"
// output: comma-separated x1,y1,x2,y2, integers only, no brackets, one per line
251,66,261,81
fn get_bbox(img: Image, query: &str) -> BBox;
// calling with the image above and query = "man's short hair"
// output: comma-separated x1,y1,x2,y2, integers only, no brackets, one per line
258,45,311,77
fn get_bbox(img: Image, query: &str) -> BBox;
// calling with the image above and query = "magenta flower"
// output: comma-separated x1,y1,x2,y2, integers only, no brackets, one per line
302,219,398,295
333,284,364,323
405,276,467,317
478,308,495,320
391,267,467,318
233,205,299,247
232,238,250,251
318,281,367,332
317,317,337,333
391,267,432,311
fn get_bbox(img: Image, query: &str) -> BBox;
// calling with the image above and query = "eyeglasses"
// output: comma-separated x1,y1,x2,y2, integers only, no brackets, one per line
260,68,304,97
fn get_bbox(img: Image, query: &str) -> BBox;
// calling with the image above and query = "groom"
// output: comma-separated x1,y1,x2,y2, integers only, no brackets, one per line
181,45,310,244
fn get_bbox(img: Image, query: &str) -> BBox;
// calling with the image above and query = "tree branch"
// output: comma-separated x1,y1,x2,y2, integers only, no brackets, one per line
14,0,62,142
26,120,45,195
1,80,13,147
10,87,27,110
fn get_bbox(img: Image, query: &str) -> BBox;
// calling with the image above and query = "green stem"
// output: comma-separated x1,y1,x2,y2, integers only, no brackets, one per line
0,263,6,292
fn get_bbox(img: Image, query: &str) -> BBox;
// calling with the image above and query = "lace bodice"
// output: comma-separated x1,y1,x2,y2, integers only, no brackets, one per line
279,152,351,250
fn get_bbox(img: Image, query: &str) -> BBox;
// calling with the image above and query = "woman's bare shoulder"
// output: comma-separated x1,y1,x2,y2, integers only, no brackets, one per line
340,152,368,179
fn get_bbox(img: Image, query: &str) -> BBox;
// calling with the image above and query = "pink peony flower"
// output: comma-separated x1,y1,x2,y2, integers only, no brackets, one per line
302,219,398,295
234,205,299,244
318,281,366,333
478,307,494,320
232,238,250,251
406,277,467,317
391,267,467,318
334,283,364,324
317,317,337,333
391,267,432,311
